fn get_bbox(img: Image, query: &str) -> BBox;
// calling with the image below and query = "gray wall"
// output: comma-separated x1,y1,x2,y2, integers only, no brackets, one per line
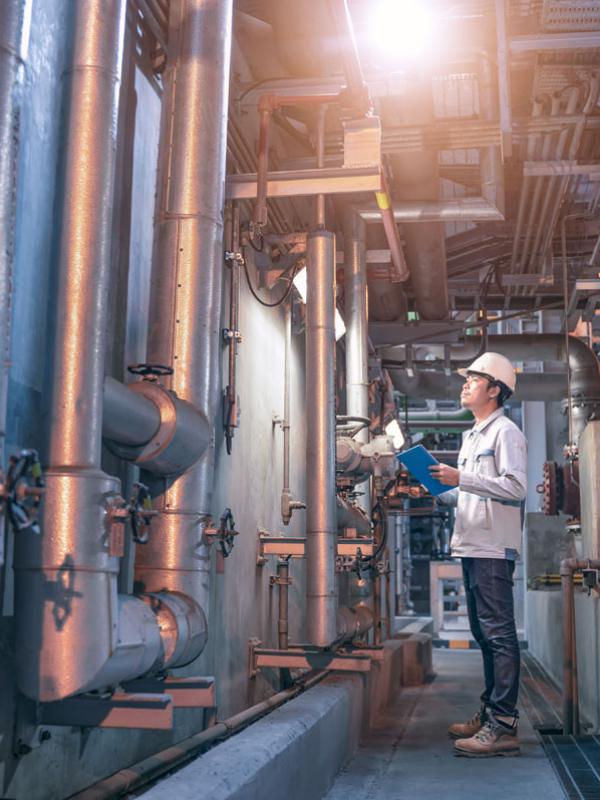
0,4,309,797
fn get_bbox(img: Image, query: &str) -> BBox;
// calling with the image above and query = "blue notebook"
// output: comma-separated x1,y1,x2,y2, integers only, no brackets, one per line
396,444,458,496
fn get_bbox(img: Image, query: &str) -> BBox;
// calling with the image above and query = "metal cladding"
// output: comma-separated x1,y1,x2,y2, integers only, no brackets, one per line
103,377,211,475
306,230,338,648
135,0,234,615
0,0,31,569
14,0,132,701
343,209,370,514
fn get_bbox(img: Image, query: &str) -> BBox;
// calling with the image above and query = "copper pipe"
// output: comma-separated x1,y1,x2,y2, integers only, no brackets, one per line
70,671,327,800
559,559,600,735
277,559,290,650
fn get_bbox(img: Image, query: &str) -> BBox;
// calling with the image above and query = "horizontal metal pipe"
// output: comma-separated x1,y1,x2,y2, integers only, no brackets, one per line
359,198,504,223
336,603,374,642
102,376,160,446
70,671,327,800
390,371,568,402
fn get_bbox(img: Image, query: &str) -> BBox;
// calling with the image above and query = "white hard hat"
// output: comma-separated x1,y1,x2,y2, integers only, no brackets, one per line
457,352,517,392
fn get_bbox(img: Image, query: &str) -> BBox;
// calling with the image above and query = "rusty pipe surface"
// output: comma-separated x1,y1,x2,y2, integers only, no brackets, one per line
135,0,234,621
306,230,338,647
560,559,600,735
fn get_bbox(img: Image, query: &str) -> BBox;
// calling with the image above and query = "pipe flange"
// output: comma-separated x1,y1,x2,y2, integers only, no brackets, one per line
105,381,177,468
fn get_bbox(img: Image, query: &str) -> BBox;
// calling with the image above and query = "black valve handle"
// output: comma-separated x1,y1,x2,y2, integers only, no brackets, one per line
127,363,174,377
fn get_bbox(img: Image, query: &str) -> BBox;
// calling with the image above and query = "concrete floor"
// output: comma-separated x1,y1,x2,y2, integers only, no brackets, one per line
324,650,566,800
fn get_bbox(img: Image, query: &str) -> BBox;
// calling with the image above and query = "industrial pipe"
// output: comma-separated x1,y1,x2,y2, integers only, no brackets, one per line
13,0,202,702
336,603,374,642
390,370,568,402
336,495,371,535
103,376,211,475
560,558,600,735
70,671,327,800
359,198,504,224
0,0,31,569
306,230,338,648
343,208,370,515
135,0,234,625
277,559,290,650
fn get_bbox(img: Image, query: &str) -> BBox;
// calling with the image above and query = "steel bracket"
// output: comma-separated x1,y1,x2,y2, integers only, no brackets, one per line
120,676,216,709
257,529,374,564
38,693,173,730
249,643,374,676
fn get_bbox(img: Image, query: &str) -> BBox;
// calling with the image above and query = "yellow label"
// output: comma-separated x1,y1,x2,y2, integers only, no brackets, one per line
375,191,390,210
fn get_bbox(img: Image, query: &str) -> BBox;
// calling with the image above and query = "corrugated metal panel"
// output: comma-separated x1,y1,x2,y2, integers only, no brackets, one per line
543,0,600,31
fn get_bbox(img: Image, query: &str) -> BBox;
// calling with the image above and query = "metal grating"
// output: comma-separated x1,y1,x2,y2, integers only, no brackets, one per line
543,0,600,31
542,735,600,800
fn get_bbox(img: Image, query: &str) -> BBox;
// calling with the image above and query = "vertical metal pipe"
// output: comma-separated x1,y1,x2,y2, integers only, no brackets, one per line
277,559,289,650
135,0,234,621
15,0,135,701
306,230,338,647
316,105,327,227
561,564,575,735
0,0,31,574
343,208,370,516
283,303,291,495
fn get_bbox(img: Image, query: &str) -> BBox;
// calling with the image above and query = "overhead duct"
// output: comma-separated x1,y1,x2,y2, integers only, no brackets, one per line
388,334,600,440
135,0,234,626
0,0,31,569
14,0,206,702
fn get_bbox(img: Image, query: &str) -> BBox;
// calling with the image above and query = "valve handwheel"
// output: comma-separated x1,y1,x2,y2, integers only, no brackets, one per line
127,363,174,378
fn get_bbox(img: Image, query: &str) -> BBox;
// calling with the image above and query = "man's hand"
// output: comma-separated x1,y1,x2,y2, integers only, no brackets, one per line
429,463,460,486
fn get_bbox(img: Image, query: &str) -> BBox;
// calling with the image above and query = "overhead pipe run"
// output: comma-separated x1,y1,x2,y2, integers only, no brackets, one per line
135,0,234,621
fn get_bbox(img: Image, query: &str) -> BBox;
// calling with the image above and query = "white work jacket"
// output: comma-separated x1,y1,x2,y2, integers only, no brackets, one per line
440,407,527,560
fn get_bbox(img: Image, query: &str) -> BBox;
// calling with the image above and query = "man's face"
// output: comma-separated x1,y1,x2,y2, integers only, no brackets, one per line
460,372,497,410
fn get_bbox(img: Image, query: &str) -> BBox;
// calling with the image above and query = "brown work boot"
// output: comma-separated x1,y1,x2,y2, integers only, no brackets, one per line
447,706,486,740
454,718,520,758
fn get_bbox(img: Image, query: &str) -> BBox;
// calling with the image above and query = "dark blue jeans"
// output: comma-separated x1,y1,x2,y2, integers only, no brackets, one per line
462,557,520,719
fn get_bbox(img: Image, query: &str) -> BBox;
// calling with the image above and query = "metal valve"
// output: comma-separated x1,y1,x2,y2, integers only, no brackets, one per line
2,449,45,534
127,363,174,380
204,508,239,573
128,482,158,544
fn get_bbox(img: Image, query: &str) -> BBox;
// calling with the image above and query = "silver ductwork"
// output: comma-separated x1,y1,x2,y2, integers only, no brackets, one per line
103,376,211,475
343,208,370,514
0,0,31,568
134,0,234,624
306,230,338,648
14,0,197,701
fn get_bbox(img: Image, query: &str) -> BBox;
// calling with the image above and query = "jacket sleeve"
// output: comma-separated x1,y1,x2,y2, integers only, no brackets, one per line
437,488,459,507
458,426,527,502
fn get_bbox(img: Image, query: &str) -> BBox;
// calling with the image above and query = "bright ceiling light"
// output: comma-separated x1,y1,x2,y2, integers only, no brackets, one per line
370,0,437,63
293,267,346,341
385,419,405,450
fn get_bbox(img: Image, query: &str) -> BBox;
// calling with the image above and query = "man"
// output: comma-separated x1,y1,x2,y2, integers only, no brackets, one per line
429,352,527,758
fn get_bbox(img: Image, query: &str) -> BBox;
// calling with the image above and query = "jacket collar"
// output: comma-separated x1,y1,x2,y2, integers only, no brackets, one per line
472,406,505,434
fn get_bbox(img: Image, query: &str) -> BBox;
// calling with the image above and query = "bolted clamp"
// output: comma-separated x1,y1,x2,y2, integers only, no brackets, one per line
1,450,45,535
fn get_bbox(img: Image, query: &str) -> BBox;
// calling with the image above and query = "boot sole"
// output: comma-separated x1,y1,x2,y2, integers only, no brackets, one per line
454,748,521,758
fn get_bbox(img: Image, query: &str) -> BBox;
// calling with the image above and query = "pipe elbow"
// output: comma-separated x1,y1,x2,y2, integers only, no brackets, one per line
106,381,211,476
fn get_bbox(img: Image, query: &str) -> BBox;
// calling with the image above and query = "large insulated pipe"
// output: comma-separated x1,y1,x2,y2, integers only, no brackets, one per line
135,0,233,623
344,208,370,515
13,0,189,702
0,0,31,569
306,230,338,647
390,370,567,402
